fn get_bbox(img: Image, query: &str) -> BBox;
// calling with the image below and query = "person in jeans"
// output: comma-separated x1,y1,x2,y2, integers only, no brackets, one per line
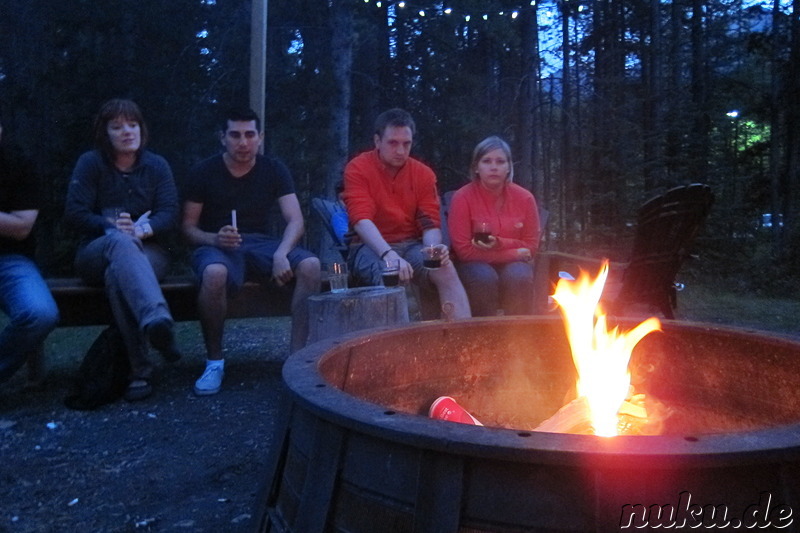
343,108,470,319
64,99,180,401
448,136,540,316
0,116,59,387
182,107,320,396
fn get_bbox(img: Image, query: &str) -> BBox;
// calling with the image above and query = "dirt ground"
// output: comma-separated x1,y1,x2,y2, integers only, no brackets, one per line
0,318,292,533
2,286,799,533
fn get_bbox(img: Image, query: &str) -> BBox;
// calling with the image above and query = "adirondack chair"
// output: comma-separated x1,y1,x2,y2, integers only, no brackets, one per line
535,183,714,319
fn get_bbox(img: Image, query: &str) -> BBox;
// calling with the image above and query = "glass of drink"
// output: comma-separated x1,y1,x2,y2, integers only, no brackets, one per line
473,221,492,244
102,206,126,224
329,262,349,293
381,259,400,287
421,245,443,269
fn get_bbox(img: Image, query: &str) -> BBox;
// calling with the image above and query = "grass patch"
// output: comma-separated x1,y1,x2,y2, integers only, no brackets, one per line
678,283,800,336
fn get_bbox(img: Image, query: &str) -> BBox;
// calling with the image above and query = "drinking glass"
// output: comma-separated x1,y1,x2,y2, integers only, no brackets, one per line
329,262,349,293
421,245,443,269
381,259,401,287
473,221,492,244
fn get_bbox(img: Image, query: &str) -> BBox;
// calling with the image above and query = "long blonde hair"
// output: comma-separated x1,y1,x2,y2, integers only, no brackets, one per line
469,136,513,183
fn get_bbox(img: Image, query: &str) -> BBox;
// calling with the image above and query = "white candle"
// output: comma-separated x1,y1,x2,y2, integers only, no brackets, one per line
231,209,237,229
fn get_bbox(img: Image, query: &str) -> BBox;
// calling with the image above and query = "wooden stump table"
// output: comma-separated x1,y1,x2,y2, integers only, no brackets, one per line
306,286,409,344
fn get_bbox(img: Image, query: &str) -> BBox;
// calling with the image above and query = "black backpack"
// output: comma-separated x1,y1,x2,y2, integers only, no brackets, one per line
64,326,130,410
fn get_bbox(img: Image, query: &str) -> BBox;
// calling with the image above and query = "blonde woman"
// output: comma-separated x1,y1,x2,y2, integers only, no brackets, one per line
448,136,540,316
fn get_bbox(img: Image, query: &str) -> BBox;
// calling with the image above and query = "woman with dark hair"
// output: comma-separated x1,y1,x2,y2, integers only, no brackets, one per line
64,99,180,401
448,136,540,316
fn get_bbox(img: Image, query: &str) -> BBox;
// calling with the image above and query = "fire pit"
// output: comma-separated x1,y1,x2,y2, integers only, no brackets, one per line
256,317,800,532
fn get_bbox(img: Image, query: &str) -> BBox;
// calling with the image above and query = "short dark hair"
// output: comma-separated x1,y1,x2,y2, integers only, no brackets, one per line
93,99,148,162
222,107,261,133
374,108,416,138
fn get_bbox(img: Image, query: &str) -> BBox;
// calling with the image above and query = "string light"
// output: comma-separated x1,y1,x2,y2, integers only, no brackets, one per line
358,1,540,21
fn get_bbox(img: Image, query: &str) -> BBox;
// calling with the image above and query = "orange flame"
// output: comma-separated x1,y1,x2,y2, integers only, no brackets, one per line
551,263,661,437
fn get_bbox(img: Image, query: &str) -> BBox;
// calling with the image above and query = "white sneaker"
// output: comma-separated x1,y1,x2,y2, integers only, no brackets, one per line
194,365,224,396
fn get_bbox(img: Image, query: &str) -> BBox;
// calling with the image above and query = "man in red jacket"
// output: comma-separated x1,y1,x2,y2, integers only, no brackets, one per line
343,108,470,319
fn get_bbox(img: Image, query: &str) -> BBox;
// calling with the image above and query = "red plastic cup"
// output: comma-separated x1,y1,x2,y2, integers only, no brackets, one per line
429,396,483,426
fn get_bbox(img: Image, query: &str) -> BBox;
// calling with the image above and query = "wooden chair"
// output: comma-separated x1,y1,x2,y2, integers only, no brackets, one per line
534,183,714,318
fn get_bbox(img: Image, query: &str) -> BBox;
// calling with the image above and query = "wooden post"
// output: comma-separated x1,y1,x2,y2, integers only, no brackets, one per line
250,0,268,135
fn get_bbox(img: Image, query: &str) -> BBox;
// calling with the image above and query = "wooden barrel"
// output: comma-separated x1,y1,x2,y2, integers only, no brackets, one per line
306,286,409,344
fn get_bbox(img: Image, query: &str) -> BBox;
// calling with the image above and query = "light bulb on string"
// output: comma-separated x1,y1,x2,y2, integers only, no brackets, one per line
356,1,536,21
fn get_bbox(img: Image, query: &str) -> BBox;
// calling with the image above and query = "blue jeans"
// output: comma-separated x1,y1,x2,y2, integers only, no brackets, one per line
348,241,442,320
457,261,534,317
0,254,59,384
191,234,316,295
75,232,172,380
348,240,431,286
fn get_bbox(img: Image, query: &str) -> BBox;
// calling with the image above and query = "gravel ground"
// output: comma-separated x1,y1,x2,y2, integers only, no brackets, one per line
0,317,292,533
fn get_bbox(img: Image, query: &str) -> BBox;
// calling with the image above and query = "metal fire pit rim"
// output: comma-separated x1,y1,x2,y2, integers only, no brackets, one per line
285,317,800,468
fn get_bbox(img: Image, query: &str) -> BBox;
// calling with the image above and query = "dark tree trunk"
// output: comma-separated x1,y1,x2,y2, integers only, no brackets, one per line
781,0,800,242
641,0,664,192
517,6,540,193
688,0,710,182
559,0,574,243
326,0,355,199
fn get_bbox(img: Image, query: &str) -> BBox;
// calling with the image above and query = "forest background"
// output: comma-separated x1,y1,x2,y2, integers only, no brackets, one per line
1,0,799,298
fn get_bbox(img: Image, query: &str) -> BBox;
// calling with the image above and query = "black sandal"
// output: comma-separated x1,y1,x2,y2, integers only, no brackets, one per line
124,379,152,402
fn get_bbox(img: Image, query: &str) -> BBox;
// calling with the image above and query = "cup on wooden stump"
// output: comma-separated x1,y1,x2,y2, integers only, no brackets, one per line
381,259,400,287
329,262,349,293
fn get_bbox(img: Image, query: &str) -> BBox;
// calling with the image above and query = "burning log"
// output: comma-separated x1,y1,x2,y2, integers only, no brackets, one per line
533,390,667,436
533,396,594,434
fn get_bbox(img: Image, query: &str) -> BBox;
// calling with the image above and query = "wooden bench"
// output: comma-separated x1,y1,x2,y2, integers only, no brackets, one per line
22,275,293,386
46,275,293,327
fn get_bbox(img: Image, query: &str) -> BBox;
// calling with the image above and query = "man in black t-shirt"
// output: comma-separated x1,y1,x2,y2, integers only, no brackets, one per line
182,108,320,395
0,117,59,386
